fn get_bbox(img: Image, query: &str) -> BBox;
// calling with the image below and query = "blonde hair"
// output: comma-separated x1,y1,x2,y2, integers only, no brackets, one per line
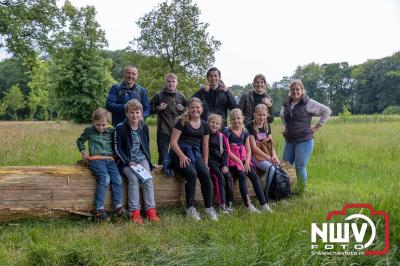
92,108,110,122
164,73,177,81
229,108,245,130
253,104,269,133
178,97,202,126
125,99,143,113
207,114,223,129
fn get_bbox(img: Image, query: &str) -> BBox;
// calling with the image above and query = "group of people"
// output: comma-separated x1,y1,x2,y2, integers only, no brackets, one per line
77,65,331,223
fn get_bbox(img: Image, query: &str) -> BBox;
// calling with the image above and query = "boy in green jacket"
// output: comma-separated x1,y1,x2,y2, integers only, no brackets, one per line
77,108,124,222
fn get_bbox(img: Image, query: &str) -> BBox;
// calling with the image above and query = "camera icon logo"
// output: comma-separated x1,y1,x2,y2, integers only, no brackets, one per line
311,203,390,256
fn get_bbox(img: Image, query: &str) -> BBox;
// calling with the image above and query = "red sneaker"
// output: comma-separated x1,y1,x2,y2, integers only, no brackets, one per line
130,210,143,224
146,208,161,224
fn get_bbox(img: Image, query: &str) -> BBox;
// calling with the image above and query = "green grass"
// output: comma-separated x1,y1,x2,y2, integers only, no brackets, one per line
0,117,399,265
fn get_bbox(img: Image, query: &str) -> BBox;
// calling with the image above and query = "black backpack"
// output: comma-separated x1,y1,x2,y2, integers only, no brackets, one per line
264,165,291,201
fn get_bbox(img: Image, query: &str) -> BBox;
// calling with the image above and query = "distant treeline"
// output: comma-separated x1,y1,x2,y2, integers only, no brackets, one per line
2,0,399,121
1,50,400,121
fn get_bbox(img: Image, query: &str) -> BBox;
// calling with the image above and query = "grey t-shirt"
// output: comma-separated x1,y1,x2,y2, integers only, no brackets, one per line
130,129,146,163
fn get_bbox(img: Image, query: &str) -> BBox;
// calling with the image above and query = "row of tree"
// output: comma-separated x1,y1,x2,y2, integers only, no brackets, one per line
0,0,217,122
229,52,400,116
1,0,400,122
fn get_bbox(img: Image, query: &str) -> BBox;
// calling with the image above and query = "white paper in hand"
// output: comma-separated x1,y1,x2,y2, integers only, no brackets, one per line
130,164,153,182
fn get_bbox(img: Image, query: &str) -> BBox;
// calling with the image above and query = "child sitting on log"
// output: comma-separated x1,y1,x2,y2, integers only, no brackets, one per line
207,114,234,214
76,108,124,222
224,108,272,213
115,99,161,224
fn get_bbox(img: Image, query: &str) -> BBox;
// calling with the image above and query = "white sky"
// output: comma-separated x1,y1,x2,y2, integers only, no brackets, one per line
28,0,400,85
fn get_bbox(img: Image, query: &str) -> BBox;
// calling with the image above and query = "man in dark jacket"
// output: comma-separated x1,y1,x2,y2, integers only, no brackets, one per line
150,73,187,165
192,67,237,125
106,65,151,127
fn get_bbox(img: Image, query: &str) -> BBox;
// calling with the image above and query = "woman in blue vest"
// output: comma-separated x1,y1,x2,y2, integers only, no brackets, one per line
279,80,331,190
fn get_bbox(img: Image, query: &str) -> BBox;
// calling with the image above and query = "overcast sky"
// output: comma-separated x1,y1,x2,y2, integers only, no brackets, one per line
60,0,400,85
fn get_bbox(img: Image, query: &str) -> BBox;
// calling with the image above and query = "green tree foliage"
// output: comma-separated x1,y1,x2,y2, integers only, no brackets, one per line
0,57,29,99
339,103,352,122
27,59,50,120
3,84,25,120
383,106,400,115
321,62,354,115
292,63,326,104
0,0,59,57
50,2,114,123
133,0,221,76
229,85,245,102
271,76,291,115
0,101,6,117
352,52,400,114
103,49,201,98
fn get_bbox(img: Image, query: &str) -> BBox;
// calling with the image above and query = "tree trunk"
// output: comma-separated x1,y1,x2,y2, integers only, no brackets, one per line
0,164,257,222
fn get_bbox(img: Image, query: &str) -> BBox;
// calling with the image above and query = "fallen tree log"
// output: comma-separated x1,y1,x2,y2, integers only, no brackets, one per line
0,162,296,222
0,164,259,222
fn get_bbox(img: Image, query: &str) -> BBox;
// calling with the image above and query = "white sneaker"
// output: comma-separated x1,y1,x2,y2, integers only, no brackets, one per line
219,204,230,214
246,204,261,213
186,207,201,221
260,203,273,213
205,207,219,221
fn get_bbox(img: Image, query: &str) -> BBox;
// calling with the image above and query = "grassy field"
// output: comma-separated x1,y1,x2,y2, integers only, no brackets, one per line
0,117,399,265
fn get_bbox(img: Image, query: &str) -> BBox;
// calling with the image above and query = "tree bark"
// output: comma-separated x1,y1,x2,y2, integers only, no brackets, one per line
0,164,258,222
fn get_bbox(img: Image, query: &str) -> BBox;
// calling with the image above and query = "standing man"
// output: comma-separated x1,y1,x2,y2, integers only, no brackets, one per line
106,65,151,127
150,73,187,165
192,67,237,126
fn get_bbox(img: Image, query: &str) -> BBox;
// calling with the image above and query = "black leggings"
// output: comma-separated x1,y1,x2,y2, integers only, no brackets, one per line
172,157,213,208
209,161,233,206
229,166,267,207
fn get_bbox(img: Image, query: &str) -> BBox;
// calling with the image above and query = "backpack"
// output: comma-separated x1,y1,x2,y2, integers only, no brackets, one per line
223,128,248,163
264,165,291,201
223,127,247,144
160,91,182,106
117,84,142,104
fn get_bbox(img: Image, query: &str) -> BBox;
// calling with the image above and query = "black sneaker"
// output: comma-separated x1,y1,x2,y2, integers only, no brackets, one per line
94,209,109,222
112,207,129,220
226,202,234,213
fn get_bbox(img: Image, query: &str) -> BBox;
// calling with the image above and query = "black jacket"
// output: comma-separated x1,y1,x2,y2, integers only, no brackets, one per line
208,132,229,167
192,86,237,125
114,119,153,171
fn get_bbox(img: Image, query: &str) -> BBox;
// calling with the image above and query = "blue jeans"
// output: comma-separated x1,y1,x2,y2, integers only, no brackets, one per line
282,139,314,184
89,159,123,211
